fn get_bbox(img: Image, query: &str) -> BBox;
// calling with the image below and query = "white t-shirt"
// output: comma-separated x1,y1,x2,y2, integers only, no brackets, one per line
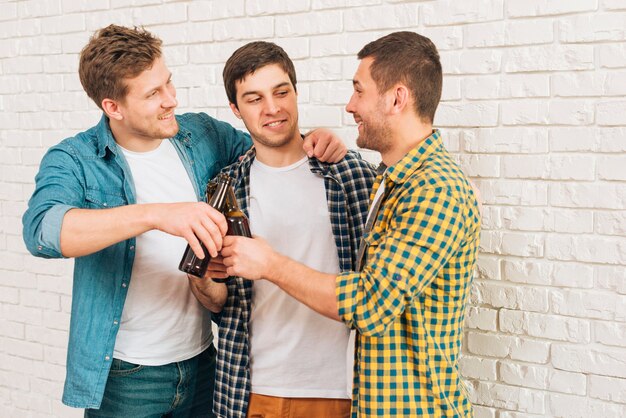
114,139,212,365
248,156,351,399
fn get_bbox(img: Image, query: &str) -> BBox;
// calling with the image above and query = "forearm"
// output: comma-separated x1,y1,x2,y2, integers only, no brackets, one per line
188,276,227,313
60,204,157,257
221,236,341,320
265,253,340,321
61,200,227,259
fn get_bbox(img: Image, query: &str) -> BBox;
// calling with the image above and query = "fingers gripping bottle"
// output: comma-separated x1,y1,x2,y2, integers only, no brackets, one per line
212,180,253,283
178,174,251,280
178,174,231,277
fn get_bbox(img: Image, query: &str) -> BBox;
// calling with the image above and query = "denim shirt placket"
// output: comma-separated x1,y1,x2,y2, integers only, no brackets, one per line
89,135,196,406
170,130,204,201
88,140,139,405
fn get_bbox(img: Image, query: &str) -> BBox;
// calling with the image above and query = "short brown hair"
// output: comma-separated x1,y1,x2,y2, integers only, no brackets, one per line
78,24,163,110
223,41,297,108
358,31,442,123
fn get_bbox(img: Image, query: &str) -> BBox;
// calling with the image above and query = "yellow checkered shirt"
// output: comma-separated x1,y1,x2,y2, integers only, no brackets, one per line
336,130,481,417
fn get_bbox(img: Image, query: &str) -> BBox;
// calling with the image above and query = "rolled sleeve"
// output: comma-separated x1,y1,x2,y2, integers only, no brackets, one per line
22,144,85,259
38,204,76,257
335,271,360,329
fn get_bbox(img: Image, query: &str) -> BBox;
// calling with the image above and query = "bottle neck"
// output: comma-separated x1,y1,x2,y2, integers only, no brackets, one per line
207,175,232,211
223,184,244,216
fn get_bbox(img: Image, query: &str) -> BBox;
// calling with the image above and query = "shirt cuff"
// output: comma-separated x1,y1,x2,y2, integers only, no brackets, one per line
40,204,76,257
335,271,360,329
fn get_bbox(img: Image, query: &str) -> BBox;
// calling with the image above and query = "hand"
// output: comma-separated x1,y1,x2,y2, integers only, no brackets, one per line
187,258,228,312
202,256,229,281
187,263,226,291
151,202,228,259
220,235,278,280
302,128,347,162
187,257,228,285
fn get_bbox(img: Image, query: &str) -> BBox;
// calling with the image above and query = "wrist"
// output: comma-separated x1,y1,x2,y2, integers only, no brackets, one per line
263,250,284,283
141,203,160,231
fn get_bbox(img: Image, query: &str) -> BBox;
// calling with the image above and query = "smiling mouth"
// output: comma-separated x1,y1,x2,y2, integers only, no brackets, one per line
264,120,286,128
158,112,174,120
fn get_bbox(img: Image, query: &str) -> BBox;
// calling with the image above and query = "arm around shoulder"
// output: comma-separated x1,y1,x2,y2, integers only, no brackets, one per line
195,112,252,166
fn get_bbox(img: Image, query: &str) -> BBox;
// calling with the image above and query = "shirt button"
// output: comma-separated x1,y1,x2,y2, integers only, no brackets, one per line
37,245,42,250
103,203,108,207
122,283,127,288
129,246,135,251
105,356,110,361
113,320,119,325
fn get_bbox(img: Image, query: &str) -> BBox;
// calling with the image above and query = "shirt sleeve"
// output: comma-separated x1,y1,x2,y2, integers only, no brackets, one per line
201,113,253,166
22,145,85,258
336,186,466,337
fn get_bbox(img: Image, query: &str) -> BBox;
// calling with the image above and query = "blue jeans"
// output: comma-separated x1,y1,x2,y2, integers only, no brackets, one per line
84,345,216,418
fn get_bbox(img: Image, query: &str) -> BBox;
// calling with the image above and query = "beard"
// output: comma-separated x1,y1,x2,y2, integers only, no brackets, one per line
356,115,392,154
155,122,180,139
130,117,179,140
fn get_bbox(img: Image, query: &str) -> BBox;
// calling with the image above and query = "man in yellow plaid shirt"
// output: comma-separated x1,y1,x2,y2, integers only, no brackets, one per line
222,31,481,417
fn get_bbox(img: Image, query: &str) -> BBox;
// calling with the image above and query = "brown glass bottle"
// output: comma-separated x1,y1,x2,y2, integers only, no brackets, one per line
211,186,252,283
178,174,232,277
225,186,252,238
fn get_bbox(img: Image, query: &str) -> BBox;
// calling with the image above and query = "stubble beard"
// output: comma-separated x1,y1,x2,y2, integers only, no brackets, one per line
157,118,180,139
356,117,392,154
134,117,179,141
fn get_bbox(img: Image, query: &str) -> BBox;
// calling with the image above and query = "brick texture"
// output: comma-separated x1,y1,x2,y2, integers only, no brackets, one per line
1,1,625,417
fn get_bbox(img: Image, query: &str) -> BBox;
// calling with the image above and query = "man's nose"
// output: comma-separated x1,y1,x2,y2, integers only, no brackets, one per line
264,97,280,114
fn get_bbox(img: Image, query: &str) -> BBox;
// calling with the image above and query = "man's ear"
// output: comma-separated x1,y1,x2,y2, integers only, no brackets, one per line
389,85,410,115
102,98,123,121
229,102,242,119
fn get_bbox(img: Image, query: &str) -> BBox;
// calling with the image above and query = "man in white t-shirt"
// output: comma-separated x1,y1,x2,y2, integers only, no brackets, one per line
189,42,377,418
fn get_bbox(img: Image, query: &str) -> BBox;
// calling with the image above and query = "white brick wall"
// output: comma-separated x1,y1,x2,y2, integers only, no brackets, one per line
1,1,625,417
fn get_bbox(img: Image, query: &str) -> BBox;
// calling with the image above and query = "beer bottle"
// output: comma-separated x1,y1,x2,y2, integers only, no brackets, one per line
211,185,252,283
178,174,232,277
224,185,252,238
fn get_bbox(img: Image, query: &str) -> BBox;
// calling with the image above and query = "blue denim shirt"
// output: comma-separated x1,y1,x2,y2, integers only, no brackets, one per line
22,113,252,408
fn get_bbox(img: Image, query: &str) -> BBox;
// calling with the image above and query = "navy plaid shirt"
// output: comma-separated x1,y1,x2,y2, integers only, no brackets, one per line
212,147,377,418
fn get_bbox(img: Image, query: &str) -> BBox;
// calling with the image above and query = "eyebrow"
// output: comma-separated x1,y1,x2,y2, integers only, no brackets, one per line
240,81,291,98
